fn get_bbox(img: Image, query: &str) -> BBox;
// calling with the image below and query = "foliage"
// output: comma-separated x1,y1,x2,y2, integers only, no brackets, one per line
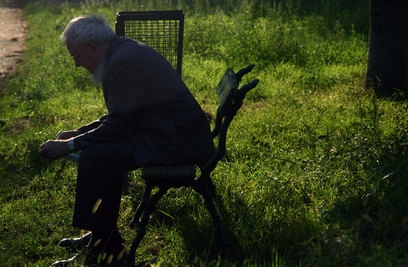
1,0,408,266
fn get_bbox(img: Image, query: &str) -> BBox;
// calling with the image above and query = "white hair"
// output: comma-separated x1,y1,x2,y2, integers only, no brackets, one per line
60,14,115,46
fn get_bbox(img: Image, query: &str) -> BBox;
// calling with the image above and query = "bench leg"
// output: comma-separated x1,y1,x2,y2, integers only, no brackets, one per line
127,186,168,266
194,181,225,245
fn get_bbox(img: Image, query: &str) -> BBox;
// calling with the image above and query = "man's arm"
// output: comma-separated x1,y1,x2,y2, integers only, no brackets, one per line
39,61,137,157
40,114,106,159
76,114,107,133
56,115,107,140
72,61,147,150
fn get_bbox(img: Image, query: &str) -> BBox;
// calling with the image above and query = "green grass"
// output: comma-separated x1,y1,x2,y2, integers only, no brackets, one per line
1,0,408,266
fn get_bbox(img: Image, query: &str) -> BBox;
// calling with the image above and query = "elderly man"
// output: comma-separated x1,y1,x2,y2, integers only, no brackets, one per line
39,14,214,265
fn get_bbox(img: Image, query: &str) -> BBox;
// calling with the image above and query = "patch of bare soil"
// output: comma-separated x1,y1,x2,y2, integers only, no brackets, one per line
0,0,82,94
0,1,27,93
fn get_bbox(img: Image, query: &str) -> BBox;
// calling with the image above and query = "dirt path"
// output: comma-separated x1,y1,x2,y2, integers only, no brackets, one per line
0,0,82,94
0,1,27,92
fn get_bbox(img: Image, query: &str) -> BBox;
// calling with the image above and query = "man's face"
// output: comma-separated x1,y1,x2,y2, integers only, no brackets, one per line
66,40,99,74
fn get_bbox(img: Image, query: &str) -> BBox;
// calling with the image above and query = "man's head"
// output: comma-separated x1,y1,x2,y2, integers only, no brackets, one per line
60,15,114,75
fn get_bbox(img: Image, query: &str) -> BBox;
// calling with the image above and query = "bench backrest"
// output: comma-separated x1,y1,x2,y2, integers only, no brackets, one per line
115,10,185,76
202,65,259,175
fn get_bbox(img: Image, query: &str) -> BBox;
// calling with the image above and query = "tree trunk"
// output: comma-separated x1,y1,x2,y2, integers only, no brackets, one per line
366,0,408,97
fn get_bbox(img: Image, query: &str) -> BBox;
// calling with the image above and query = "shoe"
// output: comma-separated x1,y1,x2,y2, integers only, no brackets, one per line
52,245,127,266
59,232,92,251
51,248,87,266
53,231,127,266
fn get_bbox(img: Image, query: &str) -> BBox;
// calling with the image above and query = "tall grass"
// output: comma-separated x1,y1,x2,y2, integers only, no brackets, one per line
1,0,408,266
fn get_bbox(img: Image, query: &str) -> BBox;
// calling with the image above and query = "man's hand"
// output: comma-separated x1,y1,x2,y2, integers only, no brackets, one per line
39,140,71,160
56,130,81,140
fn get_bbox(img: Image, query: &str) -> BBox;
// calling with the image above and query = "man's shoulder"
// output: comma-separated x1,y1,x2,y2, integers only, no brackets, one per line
110,36,154,56
107,37,166,73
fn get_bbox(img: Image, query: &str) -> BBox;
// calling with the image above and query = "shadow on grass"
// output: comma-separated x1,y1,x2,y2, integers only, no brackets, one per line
321,100,408,265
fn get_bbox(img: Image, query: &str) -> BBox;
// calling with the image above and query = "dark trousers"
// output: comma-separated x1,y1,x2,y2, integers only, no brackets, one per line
72,138,139,233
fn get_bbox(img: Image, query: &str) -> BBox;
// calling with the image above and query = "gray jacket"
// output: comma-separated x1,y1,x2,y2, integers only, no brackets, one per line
74,36,214,168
